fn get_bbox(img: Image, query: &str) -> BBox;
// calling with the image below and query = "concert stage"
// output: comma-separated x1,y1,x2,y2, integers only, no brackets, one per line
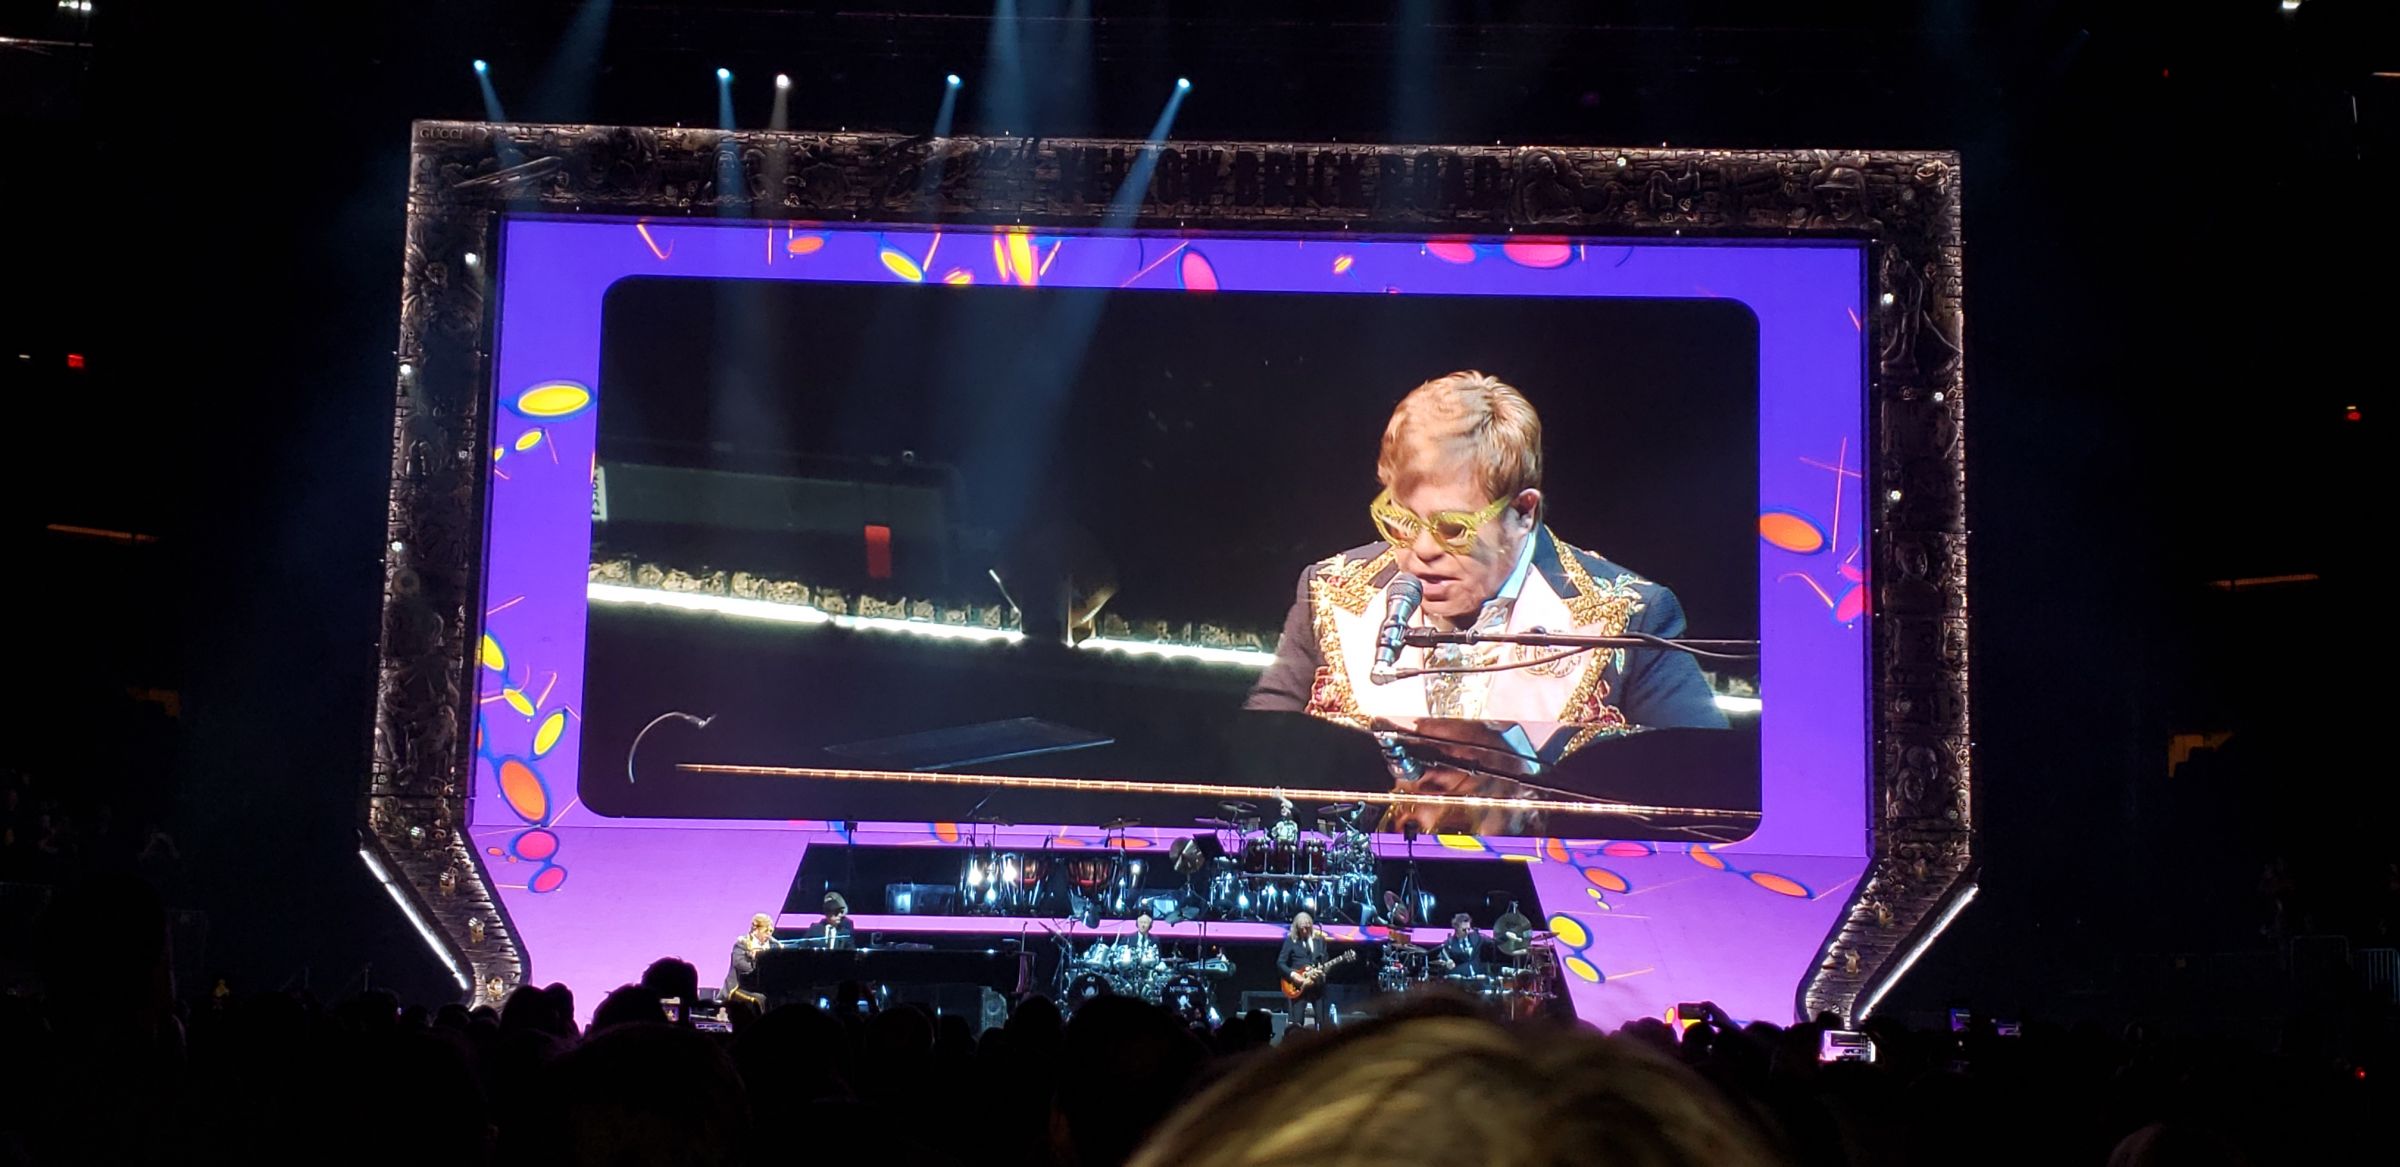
374,124,1970,1030
477,816,1862,1027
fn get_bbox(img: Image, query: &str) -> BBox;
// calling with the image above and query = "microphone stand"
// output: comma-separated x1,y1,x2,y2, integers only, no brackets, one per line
1380,630,1757,680
1401,629,1758,654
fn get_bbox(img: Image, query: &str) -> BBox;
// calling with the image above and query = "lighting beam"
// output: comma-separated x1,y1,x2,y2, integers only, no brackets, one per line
472,58,507,122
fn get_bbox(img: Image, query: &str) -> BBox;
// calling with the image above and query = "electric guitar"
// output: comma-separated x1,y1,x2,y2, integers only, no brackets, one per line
1280,950,1358,999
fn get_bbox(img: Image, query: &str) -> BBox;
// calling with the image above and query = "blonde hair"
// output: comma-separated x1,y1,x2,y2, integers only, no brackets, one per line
1128,1012,1781,1167
749,913,773,931
1377,371,1544,503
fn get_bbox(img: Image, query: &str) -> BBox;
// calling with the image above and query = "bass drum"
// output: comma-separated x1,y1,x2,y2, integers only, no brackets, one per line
1065,970,1122,1012
1156,972,1211,1026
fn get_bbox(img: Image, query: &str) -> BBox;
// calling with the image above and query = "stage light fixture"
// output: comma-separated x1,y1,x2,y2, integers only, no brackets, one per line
2280,0,2301,10
716,67,732,82
1176,77,1191,91
947,73,962,87
360,846,472,992
776,73,791,89
1855,883,1978,1021
473,58,489,74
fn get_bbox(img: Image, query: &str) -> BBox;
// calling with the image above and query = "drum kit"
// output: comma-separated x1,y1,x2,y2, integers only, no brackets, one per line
958,819,1163,920
1196,797,1382,922
1371,936,1559,1019
1059,938,1234,1026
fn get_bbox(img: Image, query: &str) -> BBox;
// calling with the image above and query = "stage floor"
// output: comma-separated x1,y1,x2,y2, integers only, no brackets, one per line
474,817,1865,1029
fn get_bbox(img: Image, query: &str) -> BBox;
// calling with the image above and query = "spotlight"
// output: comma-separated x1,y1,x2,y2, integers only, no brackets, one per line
716,67,732,82
775,73,791,89
1176,77,1192,91
2280,0,2301,10
946,73,962,87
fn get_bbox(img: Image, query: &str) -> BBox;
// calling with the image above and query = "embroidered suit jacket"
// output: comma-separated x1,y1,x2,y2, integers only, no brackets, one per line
1242,527,1725,735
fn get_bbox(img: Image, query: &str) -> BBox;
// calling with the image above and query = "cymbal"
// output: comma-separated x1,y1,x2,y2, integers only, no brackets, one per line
1316,802,1364,817
1219,801,1256,814
1193,817,1238,829
1101,817,1141,830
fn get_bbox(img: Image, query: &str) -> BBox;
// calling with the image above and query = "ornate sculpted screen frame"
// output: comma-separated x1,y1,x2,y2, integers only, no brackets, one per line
369,120,1968,1017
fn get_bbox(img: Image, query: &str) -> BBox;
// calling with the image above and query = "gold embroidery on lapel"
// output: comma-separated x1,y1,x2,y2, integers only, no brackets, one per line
1301,550,1391,728
1552,541,1646,728
1553,541,1647,633
1313,548,1396,617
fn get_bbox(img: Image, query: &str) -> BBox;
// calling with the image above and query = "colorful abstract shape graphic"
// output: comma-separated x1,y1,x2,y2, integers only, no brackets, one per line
1003,231,1040,286
497,757,550,824
1502,237,1575,269
1563,955,1602,983
1425,238,1477,264
529,863,569,893
786,234,825,255
1581,865,1631,894
1437,834,1488,853
1179,249,1218,292
508,381,594,420
513,429,546,452
532,709,569,758
1689,845,1813,898
878,247,926,282
1547,914,1590,949
1758,509,1829,554
1331,254,1355,275
480,633,507,672
500,687,536,718
1747,871,1812,898
511,829,560,862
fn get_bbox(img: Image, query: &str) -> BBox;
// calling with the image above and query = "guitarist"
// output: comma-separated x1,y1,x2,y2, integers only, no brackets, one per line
1277,912,1338,1031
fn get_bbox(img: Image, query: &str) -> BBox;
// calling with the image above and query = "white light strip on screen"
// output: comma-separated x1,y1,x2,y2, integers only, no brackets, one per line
588,582,1019,643
1077,636,1277,667
359,846,472,991
585,581,1767,706
1852,880,1978,1022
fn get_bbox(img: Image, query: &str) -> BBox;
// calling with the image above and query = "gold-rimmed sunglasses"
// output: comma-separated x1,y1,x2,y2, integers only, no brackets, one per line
1369,489,1513,556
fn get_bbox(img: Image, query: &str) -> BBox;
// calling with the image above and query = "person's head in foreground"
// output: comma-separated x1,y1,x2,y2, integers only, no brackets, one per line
1371,371,1545,626
1127,1009,1784,1167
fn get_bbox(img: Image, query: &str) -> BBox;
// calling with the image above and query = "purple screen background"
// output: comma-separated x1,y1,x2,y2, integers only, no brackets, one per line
468,218,1868,1026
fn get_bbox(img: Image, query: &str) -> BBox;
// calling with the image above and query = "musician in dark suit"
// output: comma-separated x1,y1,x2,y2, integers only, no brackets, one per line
1434,913,1492,979
724,913,775,1006
1243,372,1725,832
813,892,856,950
1277,912,1335,1031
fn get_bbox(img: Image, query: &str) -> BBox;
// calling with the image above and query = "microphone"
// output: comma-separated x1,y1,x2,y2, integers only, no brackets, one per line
627,710,716,784
1368,573,1423,685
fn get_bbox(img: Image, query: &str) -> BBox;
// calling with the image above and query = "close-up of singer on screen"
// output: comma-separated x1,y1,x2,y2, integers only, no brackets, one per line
1244,371,1730,835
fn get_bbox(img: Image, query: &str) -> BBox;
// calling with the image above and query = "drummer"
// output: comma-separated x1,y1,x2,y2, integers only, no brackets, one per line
1123,912,1161,959
1434,913,1493,979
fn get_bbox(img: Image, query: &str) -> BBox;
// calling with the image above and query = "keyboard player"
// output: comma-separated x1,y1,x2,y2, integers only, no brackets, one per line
809,891,857,950
724,913,777,1006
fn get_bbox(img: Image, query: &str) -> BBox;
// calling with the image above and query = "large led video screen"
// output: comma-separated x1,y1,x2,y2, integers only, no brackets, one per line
470,217,1869,1020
